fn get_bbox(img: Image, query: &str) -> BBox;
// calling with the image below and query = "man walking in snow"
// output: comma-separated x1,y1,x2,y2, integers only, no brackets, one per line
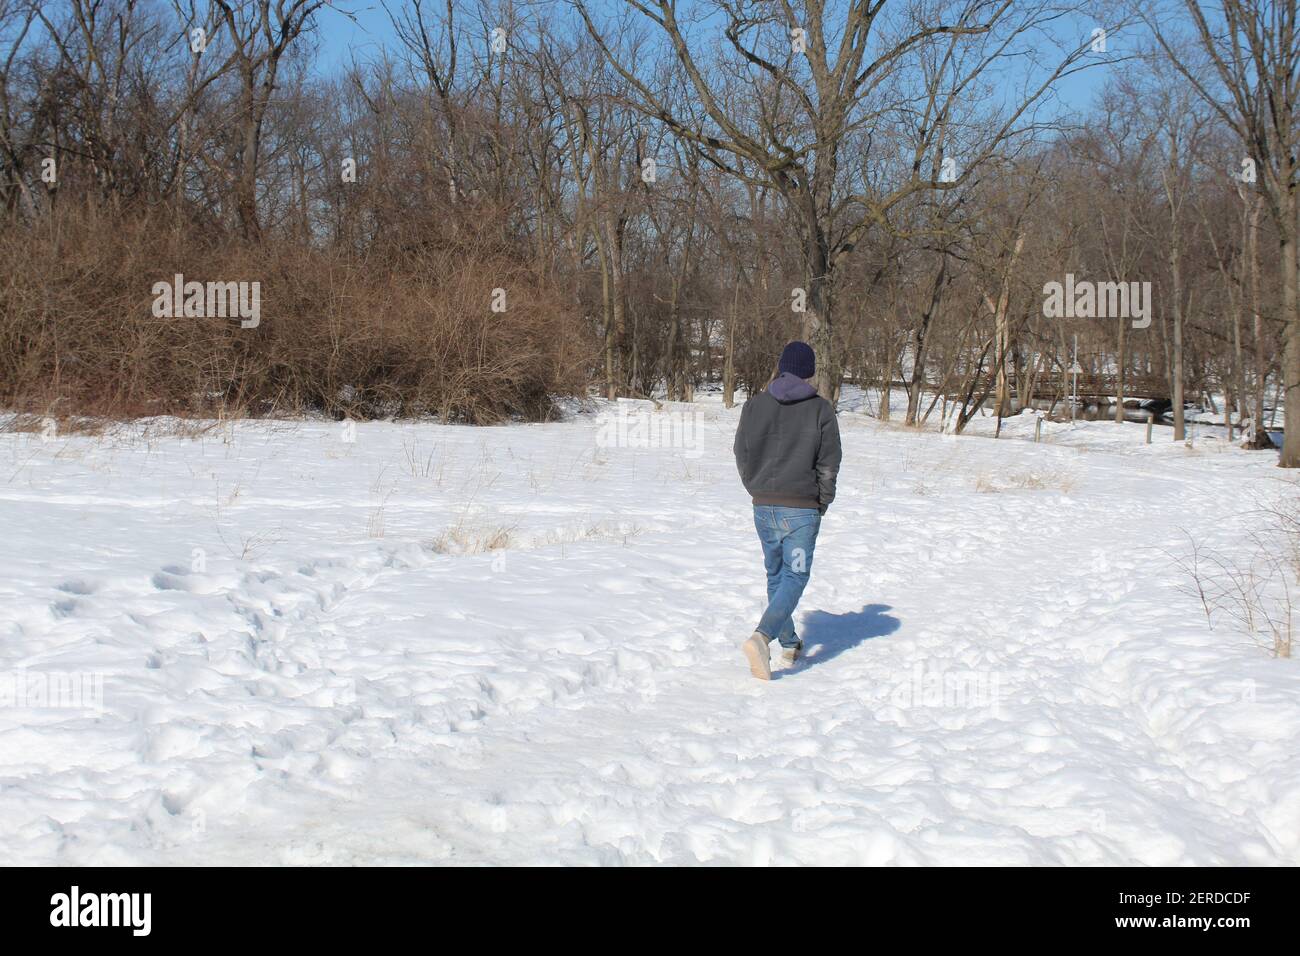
733,341,842,680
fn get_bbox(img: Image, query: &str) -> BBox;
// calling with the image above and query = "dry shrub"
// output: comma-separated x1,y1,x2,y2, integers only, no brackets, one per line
0,205,596,423
974,468,1077,494
430,524,515,555
0,412,111,437
1172,488,1300,659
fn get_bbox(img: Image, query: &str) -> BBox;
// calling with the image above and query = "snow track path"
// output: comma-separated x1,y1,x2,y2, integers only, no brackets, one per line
1,404,1297,864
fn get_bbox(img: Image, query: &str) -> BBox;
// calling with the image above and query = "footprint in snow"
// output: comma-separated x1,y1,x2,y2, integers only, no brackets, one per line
55,579,96,595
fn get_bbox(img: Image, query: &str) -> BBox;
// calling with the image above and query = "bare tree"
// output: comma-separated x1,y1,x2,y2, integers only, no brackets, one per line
213,0,327,240
0,0,39,216
1146,0,1300,464
576,0,1107,398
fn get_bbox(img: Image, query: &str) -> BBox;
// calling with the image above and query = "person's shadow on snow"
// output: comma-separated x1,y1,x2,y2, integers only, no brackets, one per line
776,603,899,678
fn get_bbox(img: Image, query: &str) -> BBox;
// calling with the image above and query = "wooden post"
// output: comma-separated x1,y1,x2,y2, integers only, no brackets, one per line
1035,417,1043,443
1146,412,1153,445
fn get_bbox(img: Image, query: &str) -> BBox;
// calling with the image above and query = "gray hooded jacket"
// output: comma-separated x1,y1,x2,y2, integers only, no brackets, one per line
733,373,842,513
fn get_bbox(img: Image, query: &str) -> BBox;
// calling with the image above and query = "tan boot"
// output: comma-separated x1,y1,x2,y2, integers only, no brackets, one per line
741,632,771,681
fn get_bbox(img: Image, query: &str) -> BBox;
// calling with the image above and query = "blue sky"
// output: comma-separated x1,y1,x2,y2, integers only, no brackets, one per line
315,2,395,68
310,2,1140,115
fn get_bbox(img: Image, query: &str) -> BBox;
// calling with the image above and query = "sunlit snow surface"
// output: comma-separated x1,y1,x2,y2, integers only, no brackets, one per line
1,398,1297,865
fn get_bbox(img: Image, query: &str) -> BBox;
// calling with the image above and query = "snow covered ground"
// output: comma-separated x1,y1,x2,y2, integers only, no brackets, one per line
1,399,1297,865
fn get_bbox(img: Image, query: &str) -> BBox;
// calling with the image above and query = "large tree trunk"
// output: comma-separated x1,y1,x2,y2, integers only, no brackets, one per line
801,229,837,401
1280,211,1299,466
879,334,894,421
1170,238,1186,441
1246,198,1273,449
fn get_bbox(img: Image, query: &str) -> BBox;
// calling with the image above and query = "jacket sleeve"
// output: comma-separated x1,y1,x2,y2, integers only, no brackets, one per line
815,403,842,513
734,400,750,486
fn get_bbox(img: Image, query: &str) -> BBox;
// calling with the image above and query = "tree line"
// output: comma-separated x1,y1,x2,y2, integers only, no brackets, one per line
0,0,1295,464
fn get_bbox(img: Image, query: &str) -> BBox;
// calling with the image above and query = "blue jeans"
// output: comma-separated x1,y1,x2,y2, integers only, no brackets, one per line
752,505,821,649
